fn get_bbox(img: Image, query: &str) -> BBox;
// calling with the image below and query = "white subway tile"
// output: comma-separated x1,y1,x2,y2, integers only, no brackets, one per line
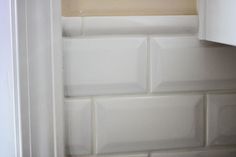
151,149,236,157
65,99,92,155
150,36,236,92
95,95,204,154
82,16,198,35
70,154,148,157
151,151,200,157
101,154,148,157
207,94,236,146
62,17,82,37
64,37,147,96
202,149,236,157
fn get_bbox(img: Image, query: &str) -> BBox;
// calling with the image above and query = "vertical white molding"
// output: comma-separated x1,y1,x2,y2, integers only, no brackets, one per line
14,0,64,156
50,0,65,156
26,0,54,156
0,0,24,156
10,0,24,156
15,0,32,156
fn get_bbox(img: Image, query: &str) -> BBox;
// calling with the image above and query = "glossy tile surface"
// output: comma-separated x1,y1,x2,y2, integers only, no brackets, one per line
150,36,236,92
151,149,236,157
95,95,204,153
207,94,236,146
202,149,236,157
70,154,149,157
65,99,92,155
62,17,82,37
82,16,198,35
63,37,147,96
151,151,200,157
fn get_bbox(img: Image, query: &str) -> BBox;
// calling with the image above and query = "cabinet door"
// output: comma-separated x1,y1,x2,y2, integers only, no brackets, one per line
199,0,236,46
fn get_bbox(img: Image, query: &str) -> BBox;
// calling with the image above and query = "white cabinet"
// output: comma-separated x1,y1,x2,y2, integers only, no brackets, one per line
199,0,236,46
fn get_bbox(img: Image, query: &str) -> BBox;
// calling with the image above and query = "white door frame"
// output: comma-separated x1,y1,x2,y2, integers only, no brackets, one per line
12,0,64,156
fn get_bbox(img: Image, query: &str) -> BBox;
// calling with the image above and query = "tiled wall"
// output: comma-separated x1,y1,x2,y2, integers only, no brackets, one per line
62,16,236,157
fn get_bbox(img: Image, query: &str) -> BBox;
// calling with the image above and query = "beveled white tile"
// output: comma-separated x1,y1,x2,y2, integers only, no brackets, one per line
62,17,82,37
65,99,92,155
151,151,200,157
70,154,148,157
202,149,236,157
207,94,236,146
64,37,147,96
82,16,198,35
150,36,236,92
95,95,204,154
151,149,236,157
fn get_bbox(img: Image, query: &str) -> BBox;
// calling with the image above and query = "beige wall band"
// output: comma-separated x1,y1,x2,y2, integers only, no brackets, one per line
62,0,197,16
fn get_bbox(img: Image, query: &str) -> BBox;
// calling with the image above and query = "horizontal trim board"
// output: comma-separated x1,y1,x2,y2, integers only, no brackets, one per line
62,16,198,36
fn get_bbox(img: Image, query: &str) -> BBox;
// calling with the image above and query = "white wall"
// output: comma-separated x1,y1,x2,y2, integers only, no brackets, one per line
0,0,17,157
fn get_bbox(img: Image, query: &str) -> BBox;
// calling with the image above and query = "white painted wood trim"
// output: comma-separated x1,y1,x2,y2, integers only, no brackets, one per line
62,15,198,36
13,0,31,156
14,0,64,156
50,0,65,157
3,0,24,156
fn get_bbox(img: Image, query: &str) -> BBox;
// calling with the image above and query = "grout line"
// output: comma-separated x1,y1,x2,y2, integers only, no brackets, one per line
64,91,208,100
204,93,208,147
91,97,97,155
203,94,208,147
206,90,236,95
64,89,236,101
64,90,236,100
